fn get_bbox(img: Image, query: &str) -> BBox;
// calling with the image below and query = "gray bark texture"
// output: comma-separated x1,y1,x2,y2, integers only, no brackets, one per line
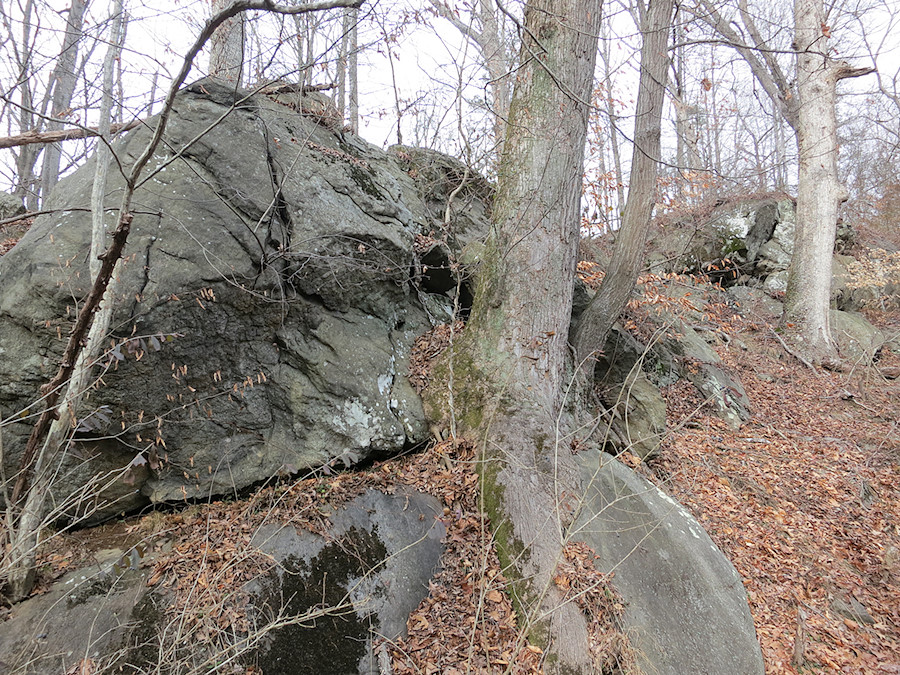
39,0,88,204
443,0,603,670
209,0,246,84
574,0,674,372
782,0,872,364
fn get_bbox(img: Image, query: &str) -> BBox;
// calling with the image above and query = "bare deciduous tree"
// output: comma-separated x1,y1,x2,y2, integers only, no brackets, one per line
209,0,247,84
692,0,873,364
784,0,873,363
430,0,604,669
429,0,515,154
575,0,675,372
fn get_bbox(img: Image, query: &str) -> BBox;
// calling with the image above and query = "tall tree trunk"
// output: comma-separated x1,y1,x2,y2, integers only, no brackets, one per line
477,0,511,153
9,0,39,209
209,0,245,84
599,24,625,224
337,8,350,119
431,0,603,670
39,0,88,204
348,7,358,133
574,0,674,373
783,0,872,364
292,12,306,84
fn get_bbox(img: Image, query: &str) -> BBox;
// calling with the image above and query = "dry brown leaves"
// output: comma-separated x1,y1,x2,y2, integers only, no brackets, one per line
0,215,33,255
384,440,545,674
555,542,634,673
409,321,465,393
653,317,900,674
0,237,18,255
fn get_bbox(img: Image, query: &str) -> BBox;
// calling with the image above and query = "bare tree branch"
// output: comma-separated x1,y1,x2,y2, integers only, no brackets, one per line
0,120,140,150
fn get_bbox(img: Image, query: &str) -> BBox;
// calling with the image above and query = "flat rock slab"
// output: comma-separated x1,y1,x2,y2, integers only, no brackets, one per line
0,547,152,674
248,487,445,675
575,452,764,675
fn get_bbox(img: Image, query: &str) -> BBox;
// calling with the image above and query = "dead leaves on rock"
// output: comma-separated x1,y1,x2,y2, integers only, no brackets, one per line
409,321,465,394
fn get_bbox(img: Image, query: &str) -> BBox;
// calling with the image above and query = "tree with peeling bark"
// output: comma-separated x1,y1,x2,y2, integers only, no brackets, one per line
423,0,603,669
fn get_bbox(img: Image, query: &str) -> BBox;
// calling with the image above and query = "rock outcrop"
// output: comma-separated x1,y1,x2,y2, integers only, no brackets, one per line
0,79,490,519
247,489,444,675
649,196,870,304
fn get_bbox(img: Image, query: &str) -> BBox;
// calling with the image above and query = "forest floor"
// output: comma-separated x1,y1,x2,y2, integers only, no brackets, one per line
650,304,900,674
24,299,898,675
5,210,899,672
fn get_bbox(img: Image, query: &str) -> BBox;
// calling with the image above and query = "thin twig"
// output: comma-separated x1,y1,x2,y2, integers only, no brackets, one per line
769,327,820,374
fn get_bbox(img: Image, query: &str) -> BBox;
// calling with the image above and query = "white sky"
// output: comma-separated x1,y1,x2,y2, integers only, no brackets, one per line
1,0,899,210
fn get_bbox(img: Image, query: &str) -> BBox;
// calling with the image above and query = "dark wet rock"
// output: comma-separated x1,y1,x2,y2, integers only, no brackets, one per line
0,79,491,521
245,488,444,675
593,326,667,459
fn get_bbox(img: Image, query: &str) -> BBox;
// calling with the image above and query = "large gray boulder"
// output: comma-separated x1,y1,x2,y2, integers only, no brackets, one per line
0,488,444,674
575,452,765,675
831,309,886,363
0,79,489,518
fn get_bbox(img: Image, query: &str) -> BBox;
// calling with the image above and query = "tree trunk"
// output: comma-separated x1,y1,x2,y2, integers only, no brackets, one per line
39,0,88,204
599,25,626,224
693,0,870,366
209,0,246,84
574,0,674,373
433,0,603,670
5,0,127,602
337,8,351,119
477,0,511,154
348,7,358,133
782,0,872,364
9,0,39,209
